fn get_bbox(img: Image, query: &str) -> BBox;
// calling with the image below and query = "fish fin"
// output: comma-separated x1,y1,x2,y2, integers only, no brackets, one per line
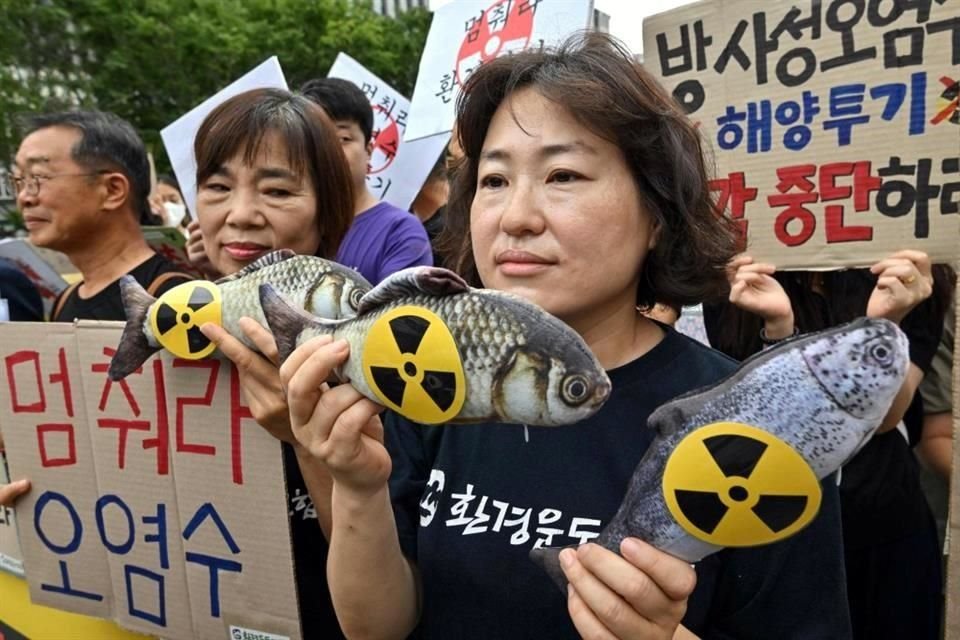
214,249,297,284
529,545,574,594
357,266,469,315
646,402,695,437
259,283,335,363
108,276,161,380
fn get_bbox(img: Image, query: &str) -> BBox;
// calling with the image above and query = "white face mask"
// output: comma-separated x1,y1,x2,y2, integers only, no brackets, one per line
163,202,187,228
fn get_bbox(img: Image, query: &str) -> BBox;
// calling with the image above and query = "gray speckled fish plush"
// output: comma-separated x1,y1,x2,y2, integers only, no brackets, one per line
531,317,909,587
260,266,611,426
109,249,371,380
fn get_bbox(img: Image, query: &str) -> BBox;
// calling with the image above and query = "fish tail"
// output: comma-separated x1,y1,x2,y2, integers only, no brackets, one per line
529,545,574,594
259,283,335,363
108,276,160,381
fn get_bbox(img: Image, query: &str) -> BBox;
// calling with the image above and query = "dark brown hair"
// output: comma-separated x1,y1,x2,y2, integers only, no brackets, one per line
194,88,354,259
440,32,738,309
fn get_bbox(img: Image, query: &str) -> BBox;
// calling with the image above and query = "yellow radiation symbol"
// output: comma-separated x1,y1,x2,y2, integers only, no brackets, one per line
361,305,465,424
662,422,821,548
149,281,222,360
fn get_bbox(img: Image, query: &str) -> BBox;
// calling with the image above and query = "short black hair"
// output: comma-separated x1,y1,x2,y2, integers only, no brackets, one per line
24,111,151,220
156,173,180,192
300,78,374,144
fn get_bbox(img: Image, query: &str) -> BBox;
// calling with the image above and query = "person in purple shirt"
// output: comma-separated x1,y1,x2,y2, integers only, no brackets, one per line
300,77,433,284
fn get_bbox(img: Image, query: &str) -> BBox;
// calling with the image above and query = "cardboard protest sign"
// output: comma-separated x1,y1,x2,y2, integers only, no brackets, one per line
161,58,288,220
404,0,593,142
643,0,960,269
0,323,113,618
0,322,301,639
329,52,451,210
141,226,203,278
0,239,69,317
0,453,24,576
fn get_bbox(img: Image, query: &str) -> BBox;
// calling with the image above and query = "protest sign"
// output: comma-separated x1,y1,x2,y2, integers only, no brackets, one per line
405,0,593,142
161,58,288,220
0,239,69,317
329,52,451,210
0,322,301,639
643,0,960,269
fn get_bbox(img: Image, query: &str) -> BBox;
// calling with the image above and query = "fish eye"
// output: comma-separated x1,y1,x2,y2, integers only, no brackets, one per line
561,375,590,406
348,286,365,310
868,341,893,366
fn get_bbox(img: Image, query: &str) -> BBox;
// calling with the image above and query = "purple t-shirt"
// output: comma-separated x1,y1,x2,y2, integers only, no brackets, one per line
335,201,433,285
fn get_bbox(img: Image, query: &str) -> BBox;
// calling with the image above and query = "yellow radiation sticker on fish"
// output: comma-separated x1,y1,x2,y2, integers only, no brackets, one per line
149,281,221,360
361,305,465,424
662,422,821,548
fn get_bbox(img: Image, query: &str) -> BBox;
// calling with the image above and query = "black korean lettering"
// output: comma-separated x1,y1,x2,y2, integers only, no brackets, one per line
821,0,878,71
883,28,925,67
672,79,706,115
655,21,713,76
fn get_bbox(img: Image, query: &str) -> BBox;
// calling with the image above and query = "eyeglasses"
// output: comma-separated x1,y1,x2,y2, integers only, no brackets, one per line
6,170,109,197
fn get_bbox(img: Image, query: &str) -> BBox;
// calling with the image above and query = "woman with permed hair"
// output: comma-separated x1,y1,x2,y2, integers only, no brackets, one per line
277,34,851,639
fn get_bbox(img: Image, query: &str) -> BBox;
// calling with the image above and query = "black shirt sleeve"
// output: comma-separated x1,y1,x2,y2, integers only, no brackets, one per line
899,297,944,373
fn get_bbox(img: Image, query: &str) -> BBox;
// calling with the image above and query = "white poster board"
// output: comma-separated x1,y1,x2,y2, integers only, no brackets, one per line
328,52,450,210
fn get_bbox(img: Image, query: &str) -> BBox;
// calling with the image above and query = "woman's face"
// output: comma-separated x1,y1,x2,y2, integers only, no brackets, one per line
196,132,321,276
471,88,655,329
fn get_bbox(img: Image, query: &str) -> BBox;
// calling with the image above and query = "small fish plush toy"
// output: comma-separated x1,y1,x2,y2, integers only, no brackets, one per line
260,266,612,427
109,250,371,381
531,317,910,587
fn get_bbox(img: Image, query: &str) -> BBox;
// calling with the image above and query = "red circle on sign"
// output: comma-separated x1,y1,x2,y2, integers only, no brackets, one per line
455,0,536,85
369,105,400,175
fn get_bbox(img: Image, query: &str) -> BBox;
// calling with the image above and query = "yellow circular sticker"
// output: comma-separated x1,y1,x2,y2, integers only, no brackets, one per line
662,421,822,548
361,305,465,424
149,280,222,360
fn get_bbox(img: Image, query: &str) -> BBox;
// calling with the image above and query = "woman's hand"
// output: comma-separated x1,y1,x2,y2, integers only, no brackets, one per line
561,538,696,640
279,337,391,496
185,221,221,280
200,318,294,444
726,255,795,339
866,250,933,324
0,478,30,507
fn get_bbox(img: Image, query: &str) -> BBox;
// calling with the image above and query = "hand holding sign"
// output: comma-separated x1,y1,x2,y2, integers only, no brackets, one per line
866,249,933,324
0,478,29,508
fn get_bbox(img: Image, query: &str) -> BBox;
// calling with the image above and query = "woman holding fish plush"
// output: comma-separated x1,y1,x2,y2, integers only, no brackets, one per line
275,34,858,639
149,88,359,639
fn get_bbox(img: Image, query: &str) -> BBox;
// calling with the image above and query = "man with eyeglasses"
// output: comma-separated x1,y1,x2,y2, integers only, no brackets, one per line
1,112,194,510
9,110,192,322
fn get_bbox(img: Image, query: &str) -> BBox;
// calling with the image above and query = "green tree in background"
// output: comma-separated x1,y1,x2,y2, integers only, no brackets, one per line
0,0,432,169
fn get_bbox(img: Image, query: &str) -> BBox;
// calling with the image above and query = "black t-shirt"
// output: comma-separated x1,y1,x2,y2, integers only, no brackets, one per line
52,253,192,322
386,328,851,639
283,444,347,640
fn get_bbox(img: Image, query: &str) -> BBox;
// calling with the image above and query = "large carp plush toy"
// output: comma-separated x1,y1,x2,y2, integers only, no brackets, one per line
260,266,612,427
109,250,371,380
531,317,910,587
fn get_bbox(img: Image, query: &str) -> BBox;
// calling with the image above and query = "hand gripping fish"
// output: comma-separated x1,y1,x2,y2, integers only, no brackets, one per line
531,318,909,587
260,266,612,426
108,250,372,381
